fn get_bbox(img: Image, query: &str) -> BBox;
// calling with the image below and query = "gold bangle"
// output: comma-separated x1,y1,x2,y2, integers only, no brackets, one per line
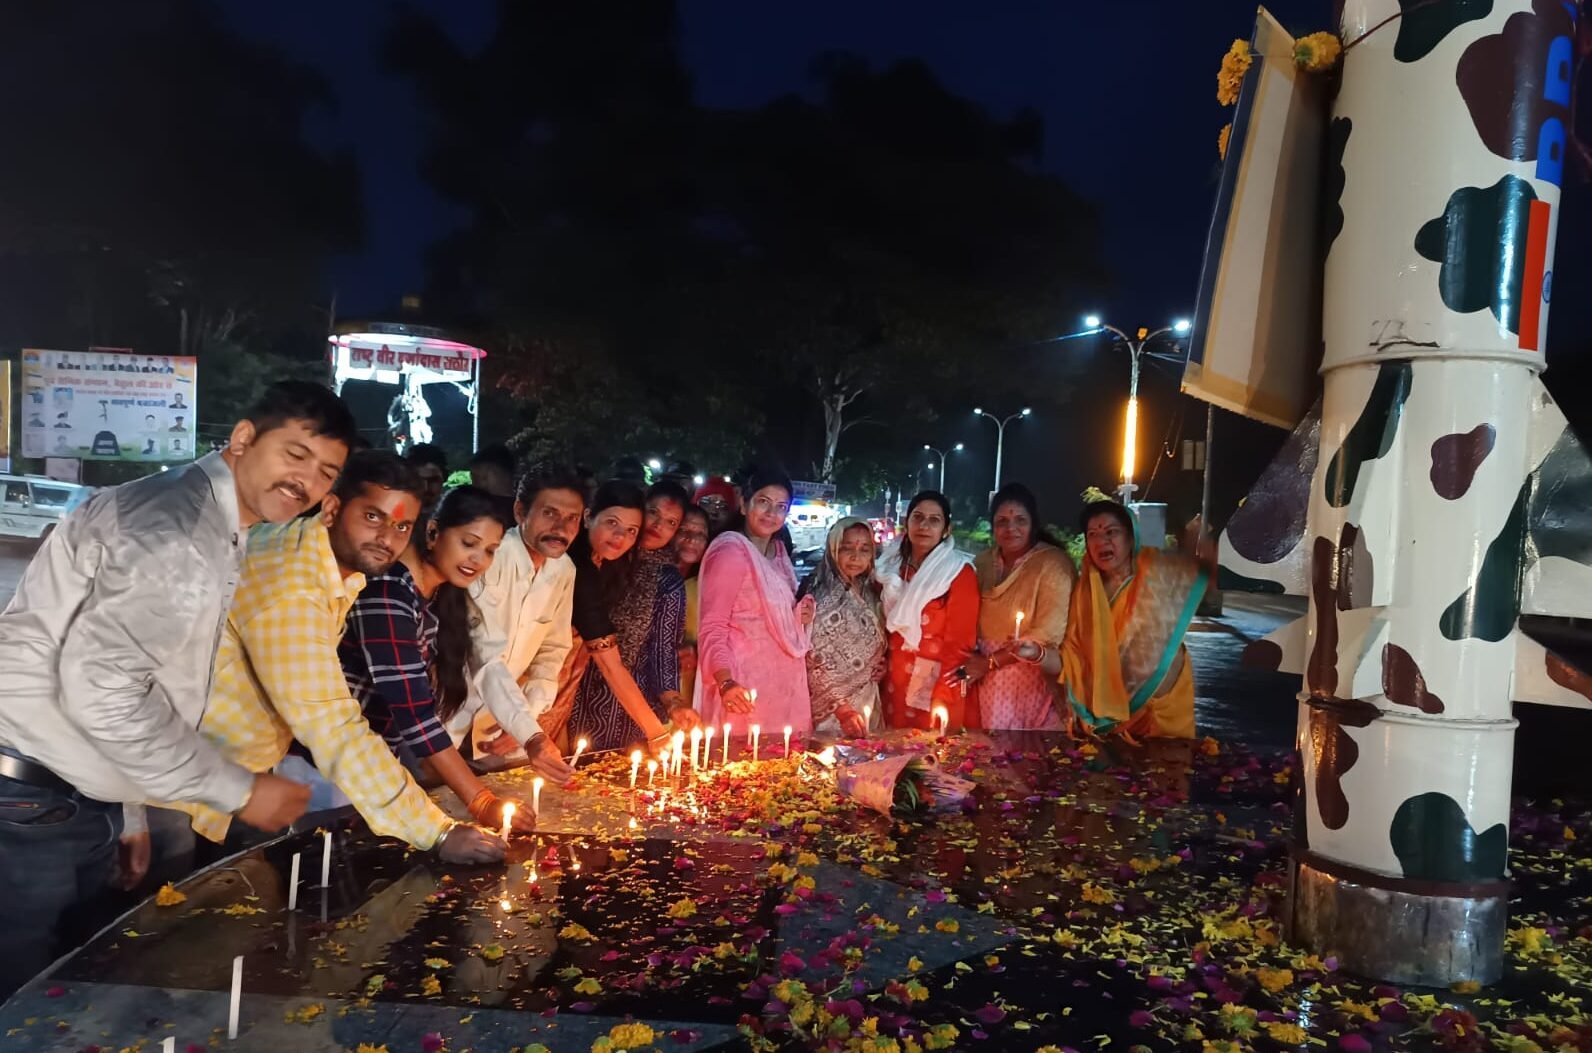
587,635,618,653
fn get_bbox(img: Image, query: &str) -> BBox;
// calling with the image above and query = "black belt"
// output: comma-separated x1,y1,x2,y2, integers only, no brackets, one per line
0,750,78,798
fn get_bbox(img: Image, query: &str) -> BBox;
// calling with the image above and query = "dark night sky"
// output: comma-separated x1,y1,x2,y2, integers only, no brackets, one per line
215,1,1588,518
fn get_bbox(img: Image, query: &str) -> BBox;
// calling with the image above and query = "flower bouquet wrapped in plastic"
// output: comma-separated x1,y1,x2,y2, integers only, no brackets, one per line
809,747,975,817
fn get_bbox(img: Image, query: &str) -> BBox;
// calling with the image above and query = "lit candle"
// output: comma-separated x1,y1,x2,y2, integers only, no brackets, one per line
747,687,758,708
750,724,761,762
690,726,702,770
320,829,332,888
227,955,243,1039
647,759,658,786
722,722,731,765
783,724,792,757
703,725,715,767
287,852,301,912
862,703,873,730
532,777,545,815
500,801,516,840
1014,609,1025,641
571,737,588,769
629,749,642,789
932,704,949,736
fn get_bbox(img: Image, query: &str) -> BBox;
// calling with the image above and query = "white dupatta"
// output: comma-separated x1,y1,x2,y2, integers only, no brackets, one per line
876,537,974,652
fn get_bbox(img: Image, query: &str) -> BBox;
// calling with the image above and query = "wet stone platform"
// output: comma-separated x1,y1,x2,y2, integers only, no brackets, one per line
2,728,1589,1053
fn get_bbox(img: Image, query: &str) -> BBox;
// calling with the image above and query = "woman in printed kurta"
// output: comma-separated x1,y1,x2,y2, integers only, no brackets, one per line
796,517,887,737
544,482,694,753
340,485,535,832
876,491,979,732
694,468,815,734
1061,501,1211,741
673,504,710,702
968,484,1076,730
570,481,693,752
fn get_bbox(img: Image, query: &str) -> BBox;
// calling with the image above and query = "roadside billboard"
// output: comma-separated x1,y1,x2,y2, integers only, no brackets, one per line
20,349,197,462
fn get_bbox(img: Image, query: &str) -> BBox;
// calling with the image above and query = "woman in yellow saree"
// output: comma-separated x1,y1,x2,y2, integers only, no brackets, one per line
1061,501,1210,741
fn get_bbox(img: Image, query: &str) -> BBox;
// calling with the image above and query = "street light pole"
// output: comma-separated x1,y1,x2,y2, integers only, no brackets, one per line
922,443,963,492
972,407,1032,498
1084,317,1189,505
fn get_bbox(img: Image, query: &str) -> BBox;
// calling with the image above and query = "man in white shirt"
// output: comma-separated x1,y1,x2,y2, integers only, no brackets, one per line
0,381,355,997
461,464,585,781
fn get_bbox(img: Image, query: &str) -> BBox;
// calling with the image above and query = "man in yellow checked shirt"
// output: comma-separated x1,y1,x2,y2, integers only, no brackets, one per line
159,450,505,864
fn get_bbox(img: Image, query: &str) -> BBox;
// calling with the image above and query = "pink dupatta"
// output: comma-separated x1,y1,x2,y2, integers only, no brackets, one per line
702,531,810,659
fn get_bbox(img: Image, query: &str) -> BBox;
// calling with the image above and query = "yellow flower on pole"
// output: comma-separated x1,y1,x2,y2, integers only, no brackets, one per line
1216,39,1253,105
1294,31,1343,72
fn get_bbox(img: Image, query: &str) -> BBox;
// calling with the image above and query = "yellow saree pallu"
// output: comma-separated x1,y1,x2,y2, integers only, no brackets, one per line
1061,549,1207,741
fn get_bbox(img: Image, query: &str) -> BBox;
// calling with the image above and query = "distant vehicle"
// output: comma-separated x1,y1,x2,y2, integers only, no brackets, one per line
0,474,92,543
869,518,897,547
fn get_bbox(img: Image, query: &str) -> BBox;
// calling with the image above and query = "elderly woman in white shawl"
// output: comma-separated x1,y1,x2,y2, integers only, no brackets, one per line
875,492,980,731
795,517,887,737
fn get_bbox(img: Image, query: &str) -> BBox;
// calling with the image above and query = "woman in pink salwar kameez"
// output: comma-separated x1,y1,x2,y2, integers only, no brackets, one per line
693,468,815,733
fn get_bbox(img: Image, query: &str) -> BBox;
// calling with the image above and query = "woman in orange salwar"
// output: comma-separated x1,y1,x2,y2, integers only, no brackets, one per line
876,491,979,731
1061,501,1210,741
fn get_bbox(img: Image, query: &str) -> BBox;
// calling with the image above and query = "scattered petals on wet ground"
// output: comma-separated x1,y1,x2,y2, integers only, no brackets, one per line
5,731,1589,1052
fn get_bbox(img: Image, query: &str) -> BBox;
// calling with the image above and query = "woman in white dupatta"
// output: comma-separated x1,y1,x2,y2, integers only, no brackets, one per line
876,491,980,731
694,467,816,732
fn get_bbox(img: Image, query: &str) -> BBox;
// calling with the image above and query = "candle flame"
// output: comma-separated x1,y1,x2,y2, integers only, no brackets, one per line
630,749,642,764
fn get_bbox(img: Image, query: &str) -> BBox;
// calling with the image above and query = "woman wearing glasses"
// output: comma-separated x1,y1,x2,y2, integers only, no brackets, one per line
694,467,816,734
876,491,980,732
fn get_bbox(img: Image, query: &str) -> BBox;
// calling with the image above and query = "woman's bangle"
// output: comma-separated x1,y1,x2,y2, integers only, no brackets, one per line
466,788,499,824
587,635,618,653
716,677,738,695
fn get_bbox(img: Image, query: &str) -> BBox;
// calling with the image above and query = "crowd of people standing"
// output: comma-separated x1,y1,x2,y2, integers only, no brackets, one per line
0,380,1214,998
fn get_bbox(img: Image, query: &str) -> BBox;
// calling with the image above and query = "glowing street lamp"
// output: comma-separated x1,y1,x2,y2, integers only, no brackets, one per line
923,442,964,492
1084,315,1192,505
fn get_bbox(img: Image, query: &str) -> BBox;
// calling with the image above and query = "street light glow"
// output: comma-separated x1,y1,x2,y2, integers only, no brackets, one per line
1021,407,1032,416
953,442,964,451
922,443,931,450
1084,314,1102,329
693,474,705,486
972,407,983,416
647,458,662,470
1173,318,1192,334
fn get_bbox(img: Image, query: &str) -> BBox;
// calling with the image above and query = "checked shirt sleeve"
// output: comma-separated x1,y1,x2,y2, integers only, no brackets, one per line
237,593,451,850
344,577,453,759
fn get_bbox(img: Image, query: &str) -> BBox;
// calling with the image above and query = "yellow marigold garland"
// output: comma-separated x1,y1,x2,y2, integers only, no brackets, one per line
1217,124,1232,160
1216,40,1252,106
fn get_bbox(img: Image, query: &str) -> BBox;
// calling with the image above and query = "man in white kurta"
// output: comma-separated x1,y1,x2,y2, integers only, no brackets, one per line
460,466,587,780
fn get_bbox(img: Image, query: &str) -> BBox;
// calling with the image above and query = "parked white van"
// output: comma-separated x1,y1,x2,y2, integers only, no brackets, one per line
0,475,92,543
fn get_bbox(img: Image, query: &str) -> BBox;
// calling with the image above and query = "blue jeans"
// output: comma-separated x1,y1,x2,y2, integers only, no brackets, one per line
0,771,122,1000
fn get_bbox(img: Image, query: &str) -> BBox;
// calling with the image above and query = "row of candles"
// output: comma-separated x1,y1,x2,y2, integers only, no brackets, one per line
625,715,818,790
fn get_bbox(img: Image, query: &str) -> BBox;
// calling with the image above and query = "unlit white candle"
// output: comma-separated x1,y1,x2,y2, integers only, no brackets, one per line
319,830,331,888
722,722,731,764
287,852,301,911
750,724,760,762
227,955,243,1039
162,1038,175,1053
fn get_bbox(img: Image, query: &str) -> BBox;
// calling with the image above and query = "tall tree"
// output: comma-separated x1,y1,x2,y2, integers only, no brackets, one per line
389,3,1107,483
0,0,360,430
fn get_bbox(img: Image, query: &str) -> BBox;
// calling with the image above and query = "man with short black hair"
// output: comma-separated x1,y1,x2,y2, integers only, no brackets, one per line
405,442,449,519
462,463,585,779
469,444,517,498
166,449,505,864
0,379,357,997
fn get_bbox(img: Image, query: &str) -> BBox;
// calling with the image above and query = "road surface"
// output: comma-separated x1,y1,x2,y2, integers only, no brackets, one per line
0,543,31,608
